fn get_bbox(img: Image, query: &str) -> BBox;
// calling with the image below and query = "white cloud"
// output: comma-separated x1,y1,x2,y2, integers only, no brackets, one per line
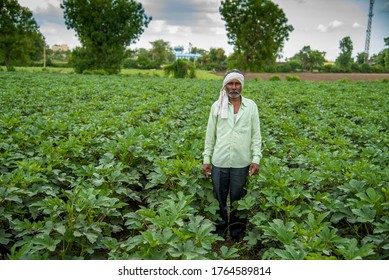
166,25,191,36
210,27,227,35
147,20,167,33
39,21,79,48
352,22,363,28
317,20,343,32
16,0,388,61
317,24,327,32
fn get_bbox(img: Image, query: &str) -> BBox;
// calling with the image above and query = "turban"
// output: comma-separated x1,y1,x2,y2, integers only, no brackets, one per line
215,72,245,119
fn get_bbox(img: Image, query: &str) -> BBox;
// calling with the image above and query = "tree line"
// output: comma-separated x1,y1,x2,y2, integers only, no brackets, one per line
1,0,389,74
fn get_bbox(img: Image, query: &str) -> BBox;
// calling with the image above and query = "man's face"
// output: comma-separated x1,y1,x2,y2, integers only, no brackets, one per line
225,79,242,99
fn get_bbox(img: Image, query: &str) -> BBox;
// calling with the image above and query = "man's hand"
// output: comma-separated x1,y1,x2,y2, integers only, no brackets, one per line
202,164,212,178
249,163,260,176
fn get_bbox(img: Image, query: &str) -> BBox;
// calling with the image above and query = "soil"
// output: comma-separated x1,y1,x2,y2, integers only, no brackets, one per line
218,72,389,82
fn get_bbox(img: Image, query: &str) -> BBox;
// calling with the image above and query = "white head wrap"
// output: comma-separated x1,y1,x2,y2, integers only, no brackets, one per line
215,72,244,119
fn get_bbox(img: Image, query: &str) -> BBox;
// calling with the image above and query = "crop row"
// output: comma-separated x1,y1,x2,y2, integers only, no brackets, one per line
0,72,388,259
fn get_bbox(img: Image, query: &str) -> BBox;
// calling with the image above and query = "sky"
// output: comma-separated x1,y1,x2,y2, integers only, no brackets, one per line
17,0,389,61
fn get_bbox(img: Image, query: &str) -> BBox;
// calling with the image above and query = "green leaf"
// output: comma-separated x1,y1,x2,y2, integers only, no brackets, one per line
168,240,204,260
263,219,295,245
85,232,98,244
237,195,255,210
317,226,342,244
356,187,382,205
336,238,375,260
250,212,268,227
351,206,376,223
136,207,156,219
7,243,32,260
220,245,240,259
0,187,23,203
31,234,61,252
0,229,11,245
274,245,305,260
373,217,389,234
172,228,192,241
141,230,159,247
244,228,262,247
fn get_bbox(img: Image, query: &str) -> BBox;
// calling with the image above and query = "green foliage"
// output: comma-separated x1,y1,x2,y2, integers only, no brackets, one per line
163,59,196,78
0,72,388,260
123,42,175,70
198,48,227,72
61,0,151,74
285,74,300,81
269,75,281,81
336,36,354,72
0,0,44,69
291,46,326,72
109,192,221,259
149,39,176,67
374,48,389,72
220,0,293,71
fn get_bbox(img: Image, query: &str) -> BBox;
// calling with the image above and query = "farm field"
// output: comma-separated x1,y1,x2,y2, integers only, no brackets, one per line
0,72,388,260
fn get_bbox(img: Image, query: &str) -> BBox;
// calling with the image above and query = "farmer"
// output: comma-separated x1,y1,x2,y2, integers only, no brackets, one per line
202,69,262,242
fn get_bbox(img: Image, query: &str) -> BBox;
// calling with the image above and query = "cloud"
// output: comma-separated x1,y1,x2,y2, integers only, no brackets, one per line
39,21,79,47
141,0,219,27
352,22,363,28
132,0,228,50
34,3,65,26
382,1,389,12
317,20,343,32
18,0,60,11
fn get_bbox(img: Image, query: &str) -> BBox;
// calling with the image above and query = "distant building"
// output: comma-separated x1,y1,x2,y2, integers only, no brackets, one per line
52,44,69,52
173,46,201,61
175,53,202,60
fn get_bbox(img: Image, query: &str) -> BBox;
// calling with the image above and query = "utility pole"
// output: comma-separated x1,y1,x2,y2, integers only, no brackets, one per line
364,0,375,63
43,35,47,68
43,44,46,68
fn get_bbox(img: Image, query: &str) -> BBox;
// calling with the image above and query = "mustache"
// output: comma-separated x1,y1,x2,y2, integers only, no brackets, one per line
228,90,240,95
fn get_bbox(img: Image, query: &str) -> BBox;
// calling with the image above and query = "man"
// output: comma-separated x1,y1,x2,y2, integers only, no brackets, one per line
202,69,262,241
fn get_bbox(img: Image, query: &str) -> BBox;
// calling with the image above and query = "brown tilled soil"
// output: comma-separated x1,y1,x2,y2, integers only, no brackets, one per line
218,72,389,81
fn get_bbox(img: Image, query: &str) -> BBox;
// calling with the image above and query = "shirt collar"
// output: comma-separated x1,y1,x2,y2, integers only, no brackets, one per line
241,96,248,107
228,96,247,107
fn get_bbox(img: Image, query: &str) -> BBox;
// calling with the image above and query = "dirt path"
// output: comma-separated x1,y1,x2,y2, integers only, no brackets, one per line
217,72,389,81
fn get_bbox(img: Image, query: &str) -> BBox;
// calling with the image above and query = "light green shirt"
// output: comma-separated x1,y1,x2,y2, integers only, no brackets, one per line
203,96,262,168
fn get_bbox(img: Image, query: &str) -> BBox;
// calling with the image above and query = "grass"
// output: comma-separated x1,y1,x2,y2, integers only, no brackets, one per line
5,66,221,80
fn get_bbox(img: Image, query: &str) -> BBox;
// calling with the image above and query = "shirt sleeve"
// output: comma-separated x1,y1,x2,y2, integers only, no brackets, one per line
203,106,217,164
251,103,262,165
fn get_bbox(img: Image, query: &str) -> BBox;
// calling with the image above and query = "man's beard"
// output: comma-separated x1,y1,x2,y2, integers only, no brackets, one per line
227,90,241,99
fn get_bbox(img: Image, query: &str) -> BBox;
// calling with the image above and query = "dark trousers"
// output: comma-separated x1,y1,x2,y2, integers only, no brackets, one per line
211,165,249,240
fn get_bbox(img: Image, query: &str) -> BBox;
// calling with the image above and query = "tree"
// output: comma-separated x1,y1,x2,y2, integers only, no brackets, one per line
335,36,353,72
374,37,389,72
309,50,326,71
198,48,227,71
0,0,44,70
220,0,293,71
163,59,195,79
294,46,311,71
122,47,154,69
209,48,227,64
291,46,326,72
61,0,151,74
190,46,206,55
384,37,389,72
149,39,175,67
356,52,367,64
